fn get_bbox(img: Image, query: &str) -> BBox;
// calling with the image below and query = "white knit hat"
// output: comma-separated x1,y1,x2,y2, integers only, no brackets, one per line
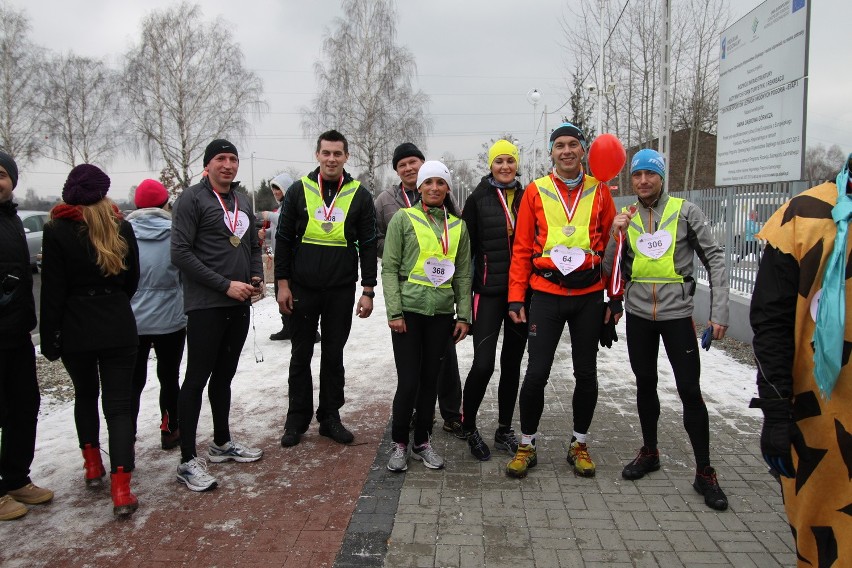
416,160,451,189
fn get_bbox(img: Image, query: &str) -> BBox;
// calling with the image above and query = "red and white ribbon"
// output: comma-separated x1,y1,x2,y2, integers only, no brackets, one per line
424,203,450,255
317,174,345,220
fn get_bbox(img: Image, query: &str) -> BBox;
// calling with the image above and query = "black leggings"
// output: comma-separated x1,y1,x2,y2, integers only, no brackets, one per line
179,306,249,462
462,294,527,431
625,313,710,468
131,328,186,434
62,345,137,473
390,312,454,446
518,290,602,436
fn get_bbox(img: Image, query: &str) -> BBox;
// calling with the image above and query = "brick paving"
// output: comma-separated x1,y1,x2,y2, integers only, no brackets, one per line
0,400,390,568
1,328,795,568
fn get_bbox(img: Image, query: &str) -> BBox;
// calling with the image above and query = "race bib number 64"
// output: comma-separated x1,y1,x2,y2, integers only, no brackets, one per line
550,245,585,276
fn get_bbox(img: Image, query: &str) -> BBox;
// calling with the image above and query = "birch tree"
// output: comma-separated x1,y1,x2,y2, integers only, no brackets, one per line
302,0,431,193
0,4,44,164
123,2,265,189
41,53,125,167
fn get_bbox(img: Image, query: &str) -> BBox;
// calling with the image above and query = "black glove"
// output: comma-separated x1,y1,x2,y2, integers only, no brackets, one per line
508,302,524,315
41,331,62,362
599,301,621,349
749,397,807,478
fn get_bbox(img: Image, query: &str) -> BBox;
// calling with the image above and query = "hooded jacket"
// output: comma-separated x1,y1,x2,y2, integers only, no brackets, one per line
0,200,36,339
127,207,186,335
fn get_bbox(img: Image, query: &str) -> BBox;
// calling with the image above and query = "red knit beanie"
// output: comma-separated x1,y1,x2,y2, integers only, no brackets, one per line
134,179,169,209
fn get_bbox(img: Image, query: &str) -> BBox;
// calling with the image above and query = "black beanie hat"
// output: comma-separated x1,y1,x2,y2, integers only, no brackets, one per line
62,164,111,205
549,122,588,151
392,142,425,170
0,151,18,189
203,139,239,167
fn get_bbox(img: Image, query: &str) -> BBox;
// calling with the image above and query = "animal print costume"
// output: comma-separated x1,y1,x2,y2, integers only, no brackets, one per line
752,181,852,566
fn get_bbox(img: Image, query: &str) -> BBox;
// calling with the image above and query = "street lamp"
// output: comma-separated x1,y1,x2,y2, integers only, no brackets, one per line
526,89,541,179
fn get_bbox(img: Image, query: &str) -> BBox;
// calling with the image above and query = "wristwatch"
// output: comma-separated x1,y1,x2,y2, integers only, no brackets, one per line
362,290,376,299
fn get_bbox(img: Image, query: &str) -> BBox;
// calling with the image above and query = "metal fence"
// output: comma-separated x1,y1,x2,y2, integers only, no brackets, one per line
613,180,818,295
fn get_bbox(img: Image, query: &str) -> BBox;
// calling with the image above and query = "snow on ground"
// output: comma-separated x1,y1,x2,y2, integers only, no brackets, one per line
4,282,758,548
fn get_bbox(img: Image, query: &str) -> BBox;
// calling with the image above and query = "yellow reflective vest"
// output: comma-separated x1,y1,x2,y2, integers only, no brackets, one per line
627,196,684,283
537,175,598,257
404,207,463,289
301,176,360,247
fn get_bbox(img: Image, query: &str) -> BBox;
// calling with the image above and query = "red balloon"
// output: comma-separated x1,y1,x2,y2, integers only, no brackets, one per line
587,133,626,182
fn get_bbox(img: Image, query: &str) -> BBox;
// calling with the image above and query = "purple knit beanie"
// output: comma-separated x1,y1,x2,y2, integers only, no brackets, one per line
62,164,111,205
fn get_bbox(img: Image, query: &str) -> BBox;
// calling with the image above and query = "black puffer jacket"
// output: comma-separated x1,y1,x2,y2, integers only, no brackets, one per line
0,200,36,339
462,175,524,296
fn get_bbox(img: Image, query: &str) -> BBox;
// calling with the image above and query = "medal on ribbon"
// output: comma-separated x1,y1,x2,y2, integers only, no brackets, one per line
211,189,242,248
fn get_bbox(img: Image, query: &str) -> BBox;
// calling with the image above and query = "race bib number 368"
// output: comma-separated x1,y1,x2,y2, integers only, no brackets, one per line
424,257,455,287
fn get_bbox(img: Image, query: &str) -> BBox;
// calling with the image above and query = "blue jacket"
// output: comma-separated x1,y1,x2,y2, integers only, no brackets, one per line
128,208,186,335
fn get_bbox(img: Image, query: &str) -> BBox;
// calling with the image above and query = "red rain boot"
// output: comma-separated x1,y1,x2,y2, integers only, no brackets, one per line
82,444,106,488
110,467,138,517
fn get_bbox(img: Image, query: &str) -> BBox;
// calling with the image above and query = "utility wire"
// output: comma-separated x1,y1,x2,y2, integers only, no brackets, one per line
548,0,632,117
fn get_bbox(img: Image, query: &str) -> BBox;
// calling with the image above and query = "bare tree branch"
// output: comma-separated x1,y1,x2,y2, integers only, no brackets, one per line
0,3,45,166
122,2,266,191
301,0,431,194
40,53,125,167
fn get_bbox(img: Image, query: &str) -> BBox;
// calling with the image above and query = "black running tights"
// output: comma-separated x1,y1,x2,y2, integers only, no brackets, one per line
625,313,710,468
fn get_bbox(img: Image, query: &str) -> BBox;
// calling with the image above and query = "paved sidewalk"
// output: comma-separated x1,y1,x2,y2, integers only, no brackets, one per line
341,340,795,567
0,307,795,567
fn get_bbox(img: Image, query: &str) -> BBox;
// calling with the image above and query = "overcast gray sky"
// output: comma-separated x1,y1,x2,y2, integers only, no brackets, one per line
9,0,849,199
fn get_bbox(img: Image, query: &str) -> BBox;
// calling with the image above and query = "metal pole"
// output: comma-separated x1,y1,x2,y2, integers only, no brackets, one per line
250,151,256,213
597,0,604,137
658,0,671,192
532,100,538,178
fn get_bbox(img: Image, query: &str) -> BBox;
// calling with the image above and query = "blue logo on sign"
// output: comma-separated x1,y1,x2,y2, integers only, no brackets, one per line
720,37,727,59
751,17,759,34
792,0,805,13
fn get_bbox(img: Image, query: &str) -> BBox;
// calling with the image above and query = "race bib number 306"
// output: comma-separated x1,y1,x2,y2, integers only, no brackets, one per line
636,231,672,259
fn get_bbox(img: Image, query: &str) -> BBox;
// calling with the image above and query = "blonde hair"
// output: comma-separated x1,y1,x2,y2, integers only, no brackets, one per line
80,199,129,276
